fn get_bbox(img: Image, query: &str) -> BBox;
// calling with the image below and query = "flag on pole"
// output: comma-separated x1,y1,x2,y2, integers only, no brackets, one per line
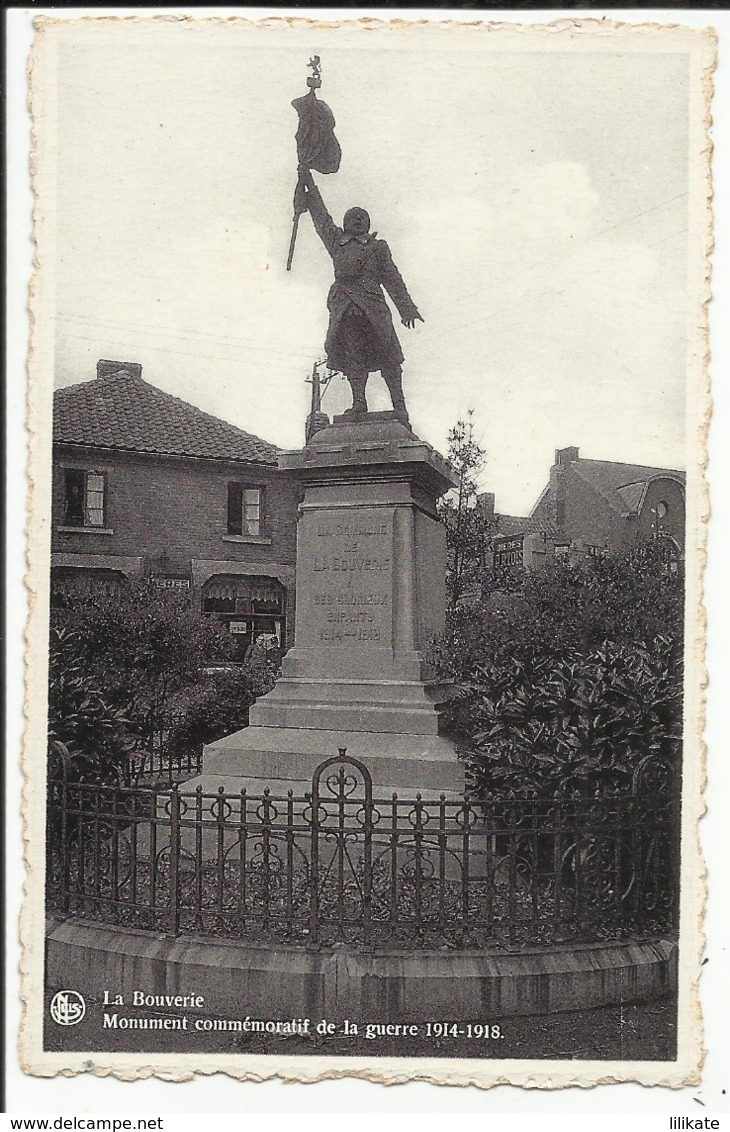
291,90,341,174
287,57,341,271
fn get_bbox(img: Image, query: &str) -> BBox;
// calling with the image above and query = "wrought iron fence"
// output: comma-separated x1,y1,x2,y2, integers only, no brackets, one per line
46,751,678,951
124,745,203,786
119,709,203,786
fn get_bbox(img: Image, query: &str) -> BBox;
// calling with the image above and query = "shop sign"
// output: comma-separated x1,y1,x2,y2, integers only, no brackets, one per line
152,576,190,590
493,536,523,568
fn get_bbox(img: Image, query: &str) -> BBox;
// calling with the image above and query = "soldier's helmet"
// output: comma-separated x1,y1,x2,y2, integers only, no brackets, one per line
343,207,371,235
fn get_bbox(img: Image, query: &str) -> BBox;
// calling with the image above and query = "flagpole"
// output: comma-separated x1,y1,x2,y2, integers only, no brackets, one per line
286,205,301,272
287,56,324,272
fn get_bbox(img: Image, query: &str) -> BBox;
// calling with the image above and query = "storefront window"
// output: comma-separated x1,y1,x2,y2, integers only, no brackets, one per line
202,575,286,660
50,567,124,609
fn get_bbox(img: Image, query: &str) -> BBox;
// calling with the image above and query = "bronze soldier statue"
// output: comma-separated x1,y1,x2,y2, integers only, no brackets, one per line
296,168,424,424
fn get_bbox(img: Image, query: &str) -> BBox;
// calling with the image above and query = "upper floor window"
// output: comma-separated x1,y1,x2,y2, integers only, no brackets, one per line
64,468,106,528
227,483,262,537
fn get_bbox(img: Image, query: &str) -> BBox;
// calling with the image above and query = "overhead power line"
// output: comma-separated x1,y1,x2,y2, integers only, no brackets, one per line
416,223,689,350
61,331,317,375
57,312,324,362
426,189,689,322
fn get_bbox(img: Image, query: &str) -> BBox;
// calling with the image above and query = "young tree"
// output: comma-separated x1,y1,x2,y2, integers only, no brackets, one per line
439,411,491,609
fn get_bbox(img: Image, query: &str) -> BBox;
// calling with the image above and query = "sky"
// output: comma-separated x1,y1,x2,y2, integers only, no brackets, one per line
47,19,693,514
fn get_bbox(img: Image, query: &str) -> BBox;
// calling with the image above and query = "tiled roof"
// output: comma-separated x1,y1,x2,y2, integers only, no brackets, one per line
571,459,685,515
53,370,279,465
494,514,562,539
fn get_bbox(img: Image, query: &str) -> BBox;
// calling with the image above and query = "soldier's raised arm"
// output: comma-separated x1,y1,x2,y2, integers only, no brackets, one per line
299,168,342,257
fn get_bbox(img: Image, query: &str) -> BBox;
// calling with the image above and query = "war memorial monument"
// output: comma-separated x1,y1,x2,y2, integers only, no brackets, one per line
200,59,462,798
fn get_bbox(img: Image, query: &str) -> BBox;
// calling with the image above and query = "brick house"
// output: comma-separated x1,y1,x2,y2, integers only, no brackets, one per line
478,446,685,572
531,446,685,565
51,360,299,658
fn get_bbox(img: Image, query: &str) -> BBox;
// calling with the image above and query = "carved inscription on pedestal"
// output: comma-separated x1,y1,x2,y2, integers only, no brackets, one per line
303,508,393,646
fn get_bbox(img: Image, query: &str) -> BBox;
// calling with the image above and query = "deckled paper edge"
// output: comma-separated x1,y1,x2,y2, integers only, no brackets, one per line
19,11,717,1091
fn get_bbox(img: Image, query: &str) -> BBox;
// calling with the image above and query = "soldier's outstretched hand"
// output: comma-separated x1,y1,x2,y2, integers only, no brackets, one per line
402,314,425,329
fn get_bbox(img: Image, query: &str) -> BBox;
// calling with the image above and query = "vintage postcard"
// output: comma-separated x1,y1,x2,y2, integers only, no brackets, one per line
20,13,715,1089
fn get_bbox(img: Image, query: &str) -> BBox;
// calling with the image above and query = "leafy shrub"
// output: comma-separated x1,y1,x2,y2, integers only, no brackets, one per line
48,582,269,783
165,660,276,757
443,636,682,797
433,542,683,682
52,578,234,745
48,626,135,782
430,541,684,799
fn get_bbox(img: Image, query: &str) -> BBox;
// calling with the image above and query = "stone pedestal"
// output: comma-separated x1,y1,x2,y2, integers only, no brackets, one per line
201,413,464,796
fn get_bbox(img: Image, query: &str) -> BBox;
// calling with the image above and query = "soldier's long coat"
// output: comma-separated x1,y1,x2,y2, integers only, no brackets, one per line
306,185,420,373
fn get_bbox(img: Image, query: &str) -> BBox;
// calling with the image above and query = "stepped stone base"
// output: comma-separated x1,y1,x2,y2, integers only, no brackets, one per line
247,674,453,735
198,725,464,796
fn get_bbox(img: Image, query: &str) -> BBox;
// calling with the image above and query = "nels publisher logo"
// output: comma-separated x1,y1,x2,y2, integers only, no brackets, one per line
50,990,86,1026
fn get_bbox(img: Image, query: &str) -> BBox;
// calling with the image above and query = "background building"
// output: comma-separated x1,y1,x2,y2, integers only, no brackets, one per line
476,494,561,571
52,360,299,658
531,446,685,565
480,446,685,572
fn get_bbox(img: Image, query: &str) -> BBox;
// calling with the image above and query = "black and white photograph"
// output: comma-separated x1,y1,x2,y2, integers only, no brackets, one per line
17,11,715,1090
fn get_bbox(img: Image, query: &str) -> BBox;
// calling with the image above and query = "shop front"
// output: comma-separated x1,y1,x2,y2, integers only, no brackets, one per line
50,565,127,609
202,574,287,662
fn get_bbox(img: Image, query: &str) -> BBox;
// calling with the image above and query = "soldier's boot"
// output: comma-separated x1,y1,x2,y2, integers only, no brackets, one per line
346,369,369,415
382,366,410,425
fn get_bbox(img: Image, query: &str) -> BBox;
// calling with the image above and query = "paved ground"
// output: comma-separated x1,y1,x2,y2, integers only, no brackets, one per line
45,992,676,1062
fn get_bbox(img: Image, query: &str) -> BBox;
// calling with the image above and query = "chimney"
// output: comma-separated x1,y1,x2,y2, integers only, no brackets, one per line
477,492,495,518
548,450,579,529
97,359,143,381
555,446,579,467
